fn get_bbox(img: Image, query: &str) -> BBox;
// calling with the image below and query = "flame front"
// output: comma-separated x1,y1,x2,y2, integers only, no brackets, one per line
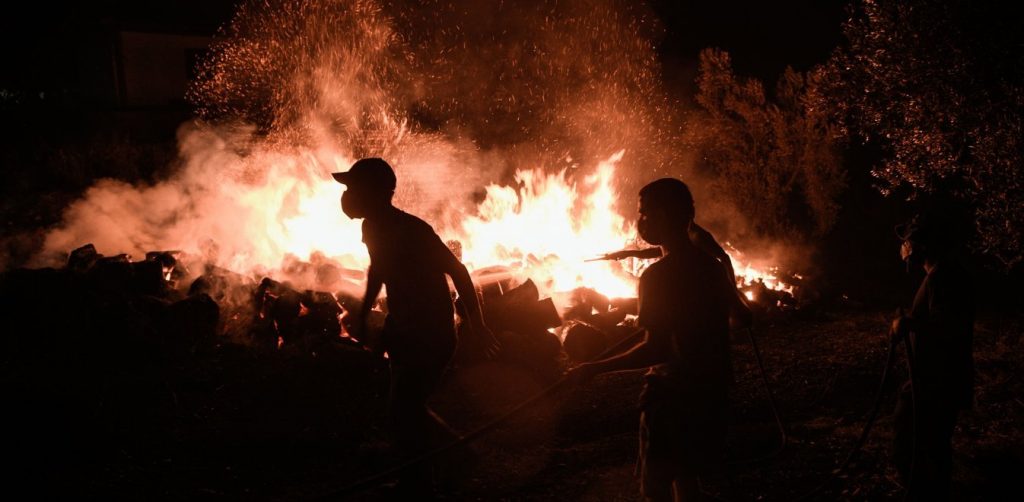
724,242,795,295
42,138,792,305
239,149,641,302
39,0,795,307
454,150,636,300
230,148,789,305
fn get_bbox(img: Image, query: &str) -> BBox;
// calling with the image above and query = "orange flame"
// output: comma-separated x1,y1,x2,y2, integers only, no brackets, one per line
251,149,789,306
42,139,791,306
452,150,636,300
217,147,794,306
37,2,796,308
724,242,795,295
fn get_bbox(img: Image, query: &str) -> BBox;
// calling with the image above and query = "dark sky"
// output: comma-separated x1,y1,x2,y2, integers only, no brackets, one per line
1,0,845,96
650,1,846,86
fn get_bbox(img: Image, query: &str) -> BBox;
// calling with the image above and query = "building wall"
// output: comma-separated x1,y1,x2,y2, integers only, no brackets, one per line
118,31,211,107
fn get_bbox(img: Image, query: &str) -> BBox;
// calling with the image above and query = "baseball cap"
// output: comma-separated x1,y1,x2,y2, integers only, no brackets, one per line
332,158,397,192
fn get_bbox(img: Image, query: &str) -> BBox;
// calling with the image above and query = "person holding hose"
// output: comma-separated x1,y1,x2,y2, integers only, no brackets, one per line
570,178,749,501
890,212,975,500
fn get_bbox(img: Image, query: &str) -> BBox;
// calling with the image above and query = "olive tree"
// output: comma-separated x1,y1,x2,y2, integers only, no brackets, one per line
817,0,1024,268
687,48,846,242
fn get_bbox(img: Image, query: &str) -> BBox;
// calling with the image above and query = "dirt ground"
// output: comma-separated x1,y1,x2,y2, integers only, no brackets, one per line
3,307,1021,501
406,308,1023,501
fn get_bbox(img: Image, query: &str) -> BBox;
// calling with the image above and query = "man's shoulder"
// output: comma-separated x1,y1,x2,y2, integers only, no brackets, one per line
639,255,685,292
643,248,716,271
639,256,670,280
924,260,974,300
693,247,725,274
383,208,424,226
640,249,726,292
395,210,440,240
365,209,435,233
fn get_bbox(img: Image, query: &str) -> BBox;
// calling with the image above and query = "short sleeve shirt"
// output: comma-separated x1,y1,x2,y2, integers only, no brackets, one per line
908,261,974,408
361,208,457,333
638,246,734,390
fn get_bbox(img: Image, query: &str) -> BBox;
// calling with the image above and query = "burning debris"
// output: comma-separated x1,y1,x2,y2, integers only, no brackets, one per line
3,4,811,493
10,231,803,389
740,278,799,316
459,277,564,380
560,287,639,363
24,0,804,361
251,278,348,353
26,233,802,363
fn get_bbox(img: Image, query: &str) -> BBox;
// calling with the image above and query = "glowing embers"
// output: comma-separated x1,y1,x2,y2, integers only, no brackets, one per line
724,242,794,295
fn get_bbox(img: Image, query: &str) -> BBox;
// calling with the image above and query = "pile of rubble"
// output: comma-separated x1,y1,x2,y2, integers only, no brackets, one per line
1,244,644,383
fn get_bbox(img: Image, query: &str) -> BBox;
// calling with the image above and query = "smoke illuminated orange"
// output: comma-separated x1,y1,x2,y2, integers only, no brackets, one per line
238,149,790,306
37,0,794,310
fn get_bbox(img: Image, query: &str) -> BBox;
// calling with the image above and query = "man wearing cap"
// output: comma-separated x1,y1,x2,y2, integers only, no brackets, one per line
890,213,975,500
333,157,499,493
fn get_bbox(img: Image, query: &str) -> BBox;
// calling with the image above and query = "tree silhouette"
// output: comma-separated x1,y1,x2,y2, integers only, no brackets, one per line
817,0,1024,268
687,48,846,242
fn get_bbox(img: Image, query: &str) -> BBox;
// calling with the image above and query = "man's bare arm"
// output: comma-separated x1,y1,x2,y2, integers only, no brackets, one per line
443,253,500,357
446,258,484,328
355,265,383,337
569,331,669,382
726,266,753,329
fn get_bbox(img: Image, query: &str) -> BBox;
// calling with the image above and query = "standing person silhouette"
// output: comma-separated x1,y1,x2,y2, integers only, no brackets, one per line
890,213,974,500
333,157,499,495
570,178,748,501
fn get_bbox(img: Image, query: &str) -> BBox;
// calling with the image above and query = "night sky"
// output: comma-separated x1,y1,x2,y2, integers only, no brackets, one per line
2,1,845,102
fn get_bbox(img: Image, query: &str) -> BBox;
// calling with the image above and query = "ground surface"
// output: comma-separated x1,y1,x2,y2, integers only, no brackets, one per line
3,305,1021,501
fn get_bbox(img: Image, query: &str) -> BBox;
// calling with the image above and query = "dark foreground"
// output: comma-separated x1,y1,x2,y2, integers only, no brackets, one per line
2,293,1020,501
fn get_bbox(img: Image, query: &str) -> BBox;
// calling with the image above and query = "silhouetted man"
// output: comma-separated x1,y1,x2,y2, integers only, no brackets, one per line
570,178,748,501
333,157,498,494
890,214,974,501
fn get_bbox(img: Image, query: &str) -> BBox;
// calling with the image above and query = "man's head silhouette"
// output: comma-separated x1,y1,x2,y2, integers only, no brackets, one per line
638,178,694,246
333,158,397,219
895,210,958,267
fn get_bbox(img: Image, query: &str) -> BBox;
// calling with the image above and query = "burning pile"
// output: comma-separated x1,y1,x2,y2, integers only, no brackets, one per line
17,0,802,377
19,157,797,381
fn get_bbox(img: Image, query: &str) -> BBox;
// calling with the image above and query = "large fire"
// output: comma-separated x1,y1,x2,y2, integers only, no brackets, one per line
454,150,637,300
36,0,795,312
219,147,646,302
200,147,790,307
